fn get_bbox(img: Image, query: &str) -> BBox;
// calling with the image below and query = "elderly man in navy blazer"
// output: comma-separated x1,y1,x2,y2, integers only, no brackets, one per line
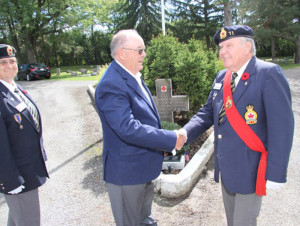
179,25,294,225
0,44,48,226
95,29,185,226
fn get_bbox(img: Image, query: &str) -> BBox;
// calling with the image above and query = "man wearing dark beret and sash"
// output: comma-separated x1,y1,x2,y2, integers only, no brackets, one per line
0,44,49,226
179,25,294,225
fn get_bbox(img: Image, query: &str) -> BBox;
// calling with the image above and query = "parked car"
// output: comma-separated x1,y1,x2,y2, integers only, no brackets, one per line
16,63,51,81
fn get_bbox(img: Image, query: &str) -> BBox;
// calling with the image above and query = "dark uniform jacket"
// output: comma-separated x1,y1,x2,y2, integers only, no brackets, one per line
0,82,48,194
184,56,294,194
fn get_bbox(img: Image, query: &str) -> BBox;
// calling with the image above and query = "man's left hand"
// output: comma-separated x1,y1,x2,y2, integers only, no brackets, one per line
175,130,187,150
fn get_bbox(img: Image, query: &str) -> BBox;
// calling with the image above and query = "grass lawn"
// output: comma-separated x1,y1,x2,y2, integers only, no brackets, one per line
50,64,107,82
49,57,299,82
261,56,300,69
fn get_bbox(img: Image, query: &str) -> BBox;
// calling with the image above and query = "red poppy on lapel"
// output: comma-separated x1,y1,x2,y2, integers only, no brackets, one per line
241,72,249,81
21,89,27,95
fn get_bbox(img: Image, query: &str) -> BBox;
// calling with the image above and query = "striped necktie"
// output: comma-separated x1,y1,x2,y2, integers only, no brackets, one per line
218,72,238,124
14,88,40,131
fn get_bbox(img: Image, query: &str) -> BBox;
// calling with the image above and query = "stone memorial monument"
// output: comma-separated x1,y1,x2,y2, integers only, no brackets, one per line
152,79,189,123
152,79,189,172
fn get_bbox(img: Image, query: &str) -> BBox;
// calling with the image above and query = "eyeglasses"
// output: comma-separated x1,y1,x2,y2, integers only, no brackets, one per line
0,59,17,67
122,48,146,55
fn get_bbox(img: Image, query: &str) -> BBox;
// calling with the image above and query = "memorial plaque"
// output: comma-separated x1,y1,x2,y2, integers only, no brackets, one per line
152,79,189,122
162,155,185,172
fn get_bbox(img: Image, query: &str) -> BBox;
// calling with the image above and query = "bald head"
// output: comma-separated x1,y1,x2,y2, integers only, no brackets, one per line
110,29,143,59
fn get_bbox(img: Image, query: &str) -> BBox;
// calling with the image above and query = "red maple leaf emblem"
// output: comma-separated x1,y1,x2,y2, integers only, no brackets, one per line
248,113,254,118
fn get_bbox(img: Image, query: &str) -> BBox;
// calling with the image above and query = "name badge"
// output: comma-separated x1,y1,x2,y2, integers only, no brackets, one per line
213,83,222,90
16,102,27,112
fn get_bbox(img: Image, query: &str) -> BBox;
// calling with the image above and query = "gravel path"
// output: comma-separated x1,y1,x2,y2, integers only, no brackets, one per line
0,68,299,225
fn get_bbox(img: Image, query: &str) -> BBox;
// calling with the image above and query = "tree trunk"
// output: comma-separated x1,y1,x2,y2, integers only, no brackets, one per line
25,47,36,63
205,34,210,50
295,35,300,64
24,35,37,63
53,41,59,67
224,2,232,26
271,37,276,61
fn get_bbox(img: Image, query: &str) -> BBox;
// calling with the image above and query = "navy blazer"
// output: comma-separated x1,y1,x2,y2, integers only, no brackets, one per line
184,57,294,194
95,60,177,185
0,82,48,194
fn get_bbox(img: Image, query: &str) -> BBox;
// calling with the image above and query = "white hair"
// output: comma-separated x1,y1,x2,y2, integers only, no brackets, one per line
110,29,142,59
241,37,256,56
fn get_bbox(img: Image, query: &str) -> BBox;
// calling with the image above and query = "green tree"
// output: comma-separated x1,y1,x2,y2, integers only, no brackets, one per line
112,0,162,45
0,0,115,65
243,0,300,63
168,0,223,49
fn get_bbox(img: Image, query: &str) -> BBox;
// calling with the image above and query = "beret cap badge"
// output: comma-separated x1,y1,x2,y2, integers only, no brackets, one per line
7,46,14,56
220,28,227,40
0,44,16,59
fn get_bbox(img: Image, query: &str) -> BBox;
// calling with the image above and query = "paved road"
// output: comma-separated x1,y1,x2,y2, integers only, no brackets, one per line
0,68,299,225
0,80,113,225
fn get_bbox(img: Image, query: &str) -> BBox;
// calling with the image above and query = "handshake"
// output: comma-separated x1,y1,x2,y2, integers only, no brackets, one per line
175,128,187,150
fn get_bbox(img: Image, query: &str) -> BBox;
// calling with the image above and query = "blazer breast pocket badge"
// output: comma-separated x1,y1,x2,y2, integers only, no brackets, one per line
244,105,257,125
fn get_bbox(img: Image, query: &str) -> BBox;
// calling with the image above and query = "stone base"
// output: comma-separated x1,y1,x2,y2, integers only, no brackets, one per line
154,132,214,198
162,155,185,171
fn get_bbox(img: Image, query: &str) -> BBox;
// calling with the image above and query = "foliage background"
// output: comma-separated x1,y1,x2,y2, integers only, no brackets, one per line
143,35,220,115
1,0,299,122
0,0,299,66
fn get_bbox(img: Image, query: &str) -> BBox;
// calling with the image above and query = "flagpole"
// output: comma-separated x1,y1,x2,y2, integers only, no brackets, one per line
161,0,166,36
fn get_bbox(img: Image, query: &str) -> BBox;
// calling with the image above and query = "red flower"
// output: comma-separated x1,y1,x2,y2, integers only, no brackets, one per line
241,72,249,81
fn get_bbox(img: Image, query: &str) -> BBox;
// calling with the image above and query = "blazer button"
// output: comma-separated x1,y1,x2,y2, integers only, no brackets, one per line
218,134,222,139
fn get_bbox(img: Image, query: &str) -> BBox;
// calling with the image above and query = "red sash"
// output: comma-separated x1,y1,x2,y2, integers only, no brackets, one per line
223,69,267,196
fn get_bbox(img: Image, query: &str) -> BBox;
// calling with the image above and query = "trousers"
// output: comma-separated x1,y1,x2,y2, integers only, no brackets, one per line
106,182,157,226
4,188,40,226
221,179,262,226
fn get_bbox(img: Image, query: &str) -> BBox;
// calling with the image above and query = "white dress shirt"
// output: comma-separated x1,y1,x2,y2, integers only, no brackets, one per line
115,60,152,105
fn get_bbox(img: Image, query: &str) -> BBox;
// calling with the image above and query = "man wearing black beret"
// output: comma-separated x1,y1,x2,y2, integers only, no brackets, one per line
0,44,49,226
179,25,294,225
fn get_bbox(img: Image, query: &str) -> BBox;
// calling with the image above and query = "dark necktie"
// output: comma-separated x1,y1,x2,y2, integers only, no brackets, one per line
14,88,40,131
218,72,238,124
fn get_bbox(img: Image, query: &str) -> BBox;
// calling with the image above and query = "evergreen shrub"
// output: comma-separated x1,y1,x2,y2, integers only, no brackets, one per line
143,34,220,116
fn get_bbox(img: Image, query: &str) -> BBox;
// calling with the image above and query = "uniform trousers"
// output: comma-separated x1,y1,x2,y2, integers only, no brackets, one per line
221,179,262,226
4,188,40,226
106,181,157,226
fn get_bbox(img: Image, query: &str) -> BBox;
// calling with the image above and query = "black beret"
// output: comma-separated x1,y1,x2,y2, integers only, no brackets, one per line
213,25,254,45
0,44,16,59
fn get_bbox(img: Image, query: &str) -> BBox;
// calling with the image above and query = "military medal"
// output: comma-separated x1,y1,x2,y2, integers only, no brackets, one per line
14,113,23,129
244,105,257,124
